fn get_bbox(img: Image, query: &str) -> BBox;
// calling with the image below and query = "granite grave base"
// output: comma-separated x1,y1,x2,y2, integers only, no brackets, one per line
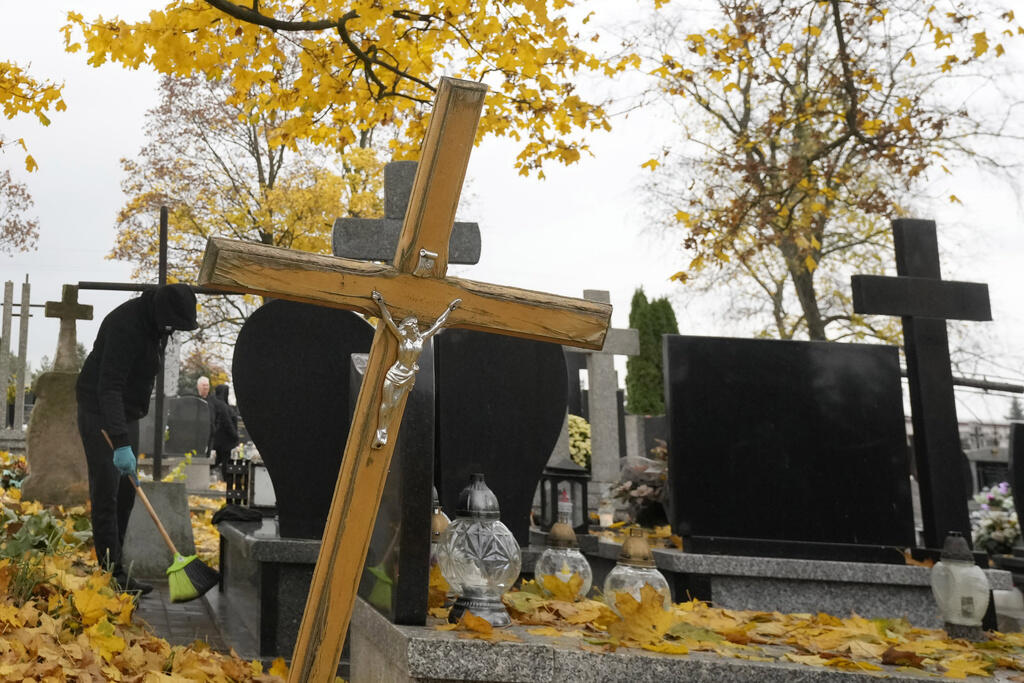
350,597,969,683
582,540,1012,629
212,519,327,661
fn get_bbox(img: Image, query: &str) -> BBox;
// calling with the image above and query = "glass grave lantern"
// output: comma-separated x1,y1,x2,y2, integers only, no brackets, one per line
437,473,522,627
429,486,451,583
931,531,991,640
534,490,593,601
537,454,589,534
603,528,672,612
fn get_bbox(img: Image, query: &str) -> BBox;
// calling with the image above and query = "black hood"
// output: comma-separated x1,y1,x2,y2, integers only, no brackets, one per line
153,284,198,331
214,383,229,401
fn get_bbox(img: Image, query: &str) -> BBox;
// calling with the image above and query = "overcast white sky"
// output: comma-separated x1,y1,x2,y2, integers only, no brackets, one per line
1,2,1022,423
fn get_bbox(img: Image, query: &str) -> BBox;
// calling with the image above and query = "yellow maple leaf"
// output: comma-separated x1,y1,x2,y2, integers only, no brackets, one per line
428,564,450,609
607,585,677,645
540,572,583,602
527,627,585,638
822,657,883,671
941,654,993,678
73,584,123,625
269,657,289,676
459,611,493,634
85,617,126,662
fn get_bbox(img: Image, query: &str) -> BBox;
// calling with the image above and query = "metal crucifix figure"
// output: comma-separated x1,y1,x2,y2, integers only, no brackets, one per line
370,289,460,449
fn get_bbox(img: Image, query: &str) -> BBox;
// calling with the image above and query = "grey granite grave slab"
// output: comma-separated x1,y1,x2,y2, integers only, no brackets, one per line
351,597,988,682
587,540,1011,629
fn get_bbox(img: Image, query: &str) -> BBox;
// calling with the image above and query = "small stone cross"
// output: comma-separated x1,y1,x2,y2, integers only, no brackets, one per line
198,77,611,682
45,285,93,372
332,160,482,264
851,218,991,548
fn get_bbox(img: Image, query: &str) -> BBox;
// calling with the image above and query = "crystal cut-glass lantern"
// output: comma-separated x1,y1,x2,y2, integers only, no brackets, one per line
931,531,991,640
535,493,592,601
603,528,671,612
429,485,453,592
437,473,521,627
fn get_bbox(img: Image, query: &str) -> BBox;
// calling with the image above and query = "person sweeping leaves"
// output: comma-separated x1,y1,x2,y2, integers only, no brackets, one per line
76,284,199,596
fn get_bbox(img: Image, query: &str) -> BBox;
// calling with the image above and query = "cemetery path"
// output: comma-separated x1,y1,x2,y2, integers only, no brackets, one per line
133,579,227,652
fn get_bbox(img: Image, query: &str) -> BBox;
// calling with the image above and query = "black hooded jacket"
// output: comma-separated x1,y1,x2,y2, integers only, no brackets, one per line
76,285,197,449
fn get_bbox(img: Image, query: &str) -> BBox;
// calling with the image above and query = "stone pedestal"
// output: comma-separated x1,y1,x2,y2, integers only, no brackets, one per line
21,372,90,506
211,519,322,660
121,481,195,579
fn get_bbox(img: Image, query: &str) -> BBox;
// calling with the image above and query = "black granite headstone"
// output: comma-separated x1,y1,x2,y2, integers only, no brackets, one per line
139,395,210,457
851,218,992,548
1010,423,1024,521
564,349,588,418
663,335,915,562
434,329,569,544
350,350,433,625
232,300,374,539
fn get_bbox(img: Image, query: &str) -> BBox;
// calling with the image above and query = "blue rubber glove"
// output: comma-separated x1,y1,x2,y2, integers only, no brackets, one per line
112,446,136,476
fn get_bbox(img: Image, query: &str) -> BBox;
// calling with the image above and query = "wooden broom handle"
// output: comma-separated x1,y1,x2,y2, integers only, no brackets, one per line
101,429,179,555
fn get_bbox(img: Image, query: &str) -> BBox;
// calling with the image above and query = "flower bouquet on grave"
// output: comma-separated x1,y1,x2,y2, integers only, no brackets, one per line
611,444,668,528
971,481,1021,555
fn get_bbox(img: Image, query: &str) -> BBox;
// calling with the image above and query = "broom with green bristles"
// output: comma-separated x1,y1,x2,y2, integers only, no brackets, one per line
102,430,220,602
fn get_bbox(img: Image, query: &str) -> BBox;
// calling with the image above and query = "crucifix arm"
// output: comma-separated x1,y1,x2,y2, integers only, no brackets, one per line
371,290,400,335
422,298,461,339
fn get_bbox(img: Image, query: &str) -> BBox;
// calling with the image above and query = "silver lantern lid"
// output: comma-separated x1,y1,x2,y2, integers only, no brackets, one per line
456,473,500,520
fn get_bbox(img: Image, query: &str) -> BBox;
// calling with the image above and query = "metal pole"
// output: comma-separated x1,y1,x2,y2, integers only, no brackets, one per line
153,207,169,480
78,282,236,296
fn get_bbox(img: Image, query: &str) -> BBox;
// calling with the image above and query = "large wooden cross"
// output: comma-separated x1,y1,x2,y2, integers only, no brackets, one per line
197,78,611,681
851,218,991,549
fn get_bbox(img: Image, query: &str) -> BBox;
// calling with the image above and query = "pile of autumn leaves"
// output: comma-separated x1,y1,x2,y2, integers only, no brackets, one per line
431,571,1024,679
0,474,284,681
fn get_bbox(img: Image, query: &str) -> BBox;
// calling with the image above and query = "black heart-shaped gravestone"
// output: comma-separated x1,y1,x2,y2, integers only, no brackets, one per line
232,300,374,538
434,329,568,544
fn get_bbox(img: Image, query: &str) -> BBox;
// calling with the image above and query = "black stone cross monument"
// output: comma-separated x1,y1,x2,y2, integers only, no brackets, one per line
851,218,992,548
333,161,481,264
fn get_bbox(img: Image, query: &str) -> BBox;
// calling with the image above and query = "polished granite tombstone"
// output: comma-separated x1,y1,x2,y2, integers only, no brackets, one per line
350,351,433,625
434,329,569,544
139,395,211,457
232,300,374,539
217,301,374,660
663,335,915,562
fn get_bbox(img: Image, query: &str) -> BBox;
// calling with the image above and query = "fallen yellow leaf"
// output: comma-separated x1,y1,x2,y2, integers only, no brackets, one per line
540,572,583,602
607,585,678,645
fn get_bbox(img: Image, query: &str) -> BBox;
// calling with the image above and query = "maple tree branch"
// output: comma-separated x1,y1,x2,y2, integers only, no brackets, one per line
203,0,339,31
828,0,866,144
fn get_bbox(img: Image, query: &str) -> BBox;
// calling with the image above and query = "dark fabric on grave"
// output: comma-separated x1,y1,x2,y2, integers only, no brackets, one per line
434,329,569,545
663,335,915,561
211,504,263,524
232,301,374,539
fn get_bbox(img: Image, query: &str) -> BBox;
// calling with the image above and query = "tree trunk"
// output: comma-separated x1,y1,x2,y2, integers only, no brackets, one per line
779,240,826,340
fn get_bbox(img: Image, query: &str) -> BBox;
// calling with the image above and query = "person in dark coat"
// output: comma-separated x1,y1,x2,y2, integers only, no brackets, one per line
210,383,239,477
76,284,198,594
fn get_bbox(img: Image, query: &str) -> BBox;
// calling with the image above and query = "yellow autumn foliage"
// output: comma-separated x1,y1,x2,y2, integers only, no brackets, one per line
62,0,636,175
